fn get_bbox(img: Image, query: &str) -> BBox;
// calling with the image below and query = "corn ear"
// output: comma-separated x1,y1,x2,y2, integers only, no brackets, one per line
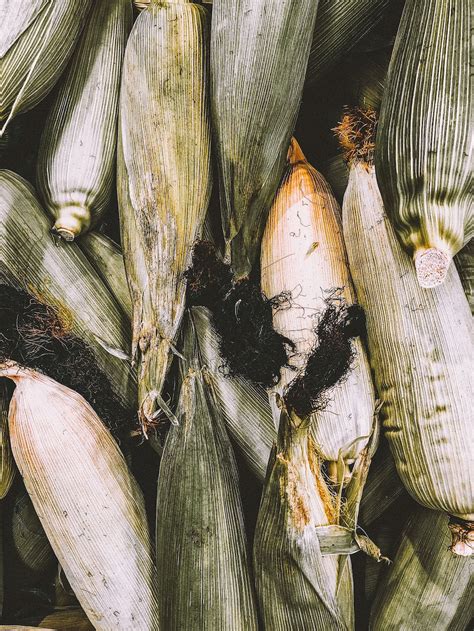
254,408,354,630
454,238,474,316
2,363,160,630
0,1,92,132
189,306,274,481
375,0,473,287
118,0,212,426
0,379,15,498
306,0,391,86
36,0,132,240
341,126,474,552
80,232,132,319
211,0,319,278
0,170,136,408
155,310,259,629
261,139,375,477
371,506,474,630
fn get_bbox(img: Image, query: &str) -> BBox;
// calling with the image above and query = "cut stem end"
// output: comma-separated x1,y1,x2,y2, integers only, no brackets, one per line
414,248,451,288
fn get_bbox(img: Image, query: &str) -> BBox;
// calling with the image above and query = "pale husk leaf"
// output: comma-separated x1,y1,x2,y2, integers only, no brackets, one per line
3,365,160,630
0,378,15,498
155,311,259,630
0,169,136,408
36,0,132,240
211,0,319,278
118,1,212,421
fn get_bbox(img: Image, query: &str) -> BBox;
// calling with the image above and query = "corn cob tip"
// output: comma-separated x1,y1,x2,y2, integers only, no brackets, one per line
333,107,377,166
53,205,91,241
414,248,451,288
448,518,474,557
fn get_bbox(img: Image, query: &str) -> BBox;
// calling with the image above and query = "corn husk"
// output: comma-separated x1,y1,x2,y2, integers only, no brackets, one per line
155,310,259,630
211,0,319,279
118,0,212,426
79,231,132,318
253,408,354,630
306,0,391,86
371,506,474,630
0,628,53,630
0,1,93,132
454,238,474,316
1,363,160,630
189,306,274,481
375,0,473,287
39,608,94,630
261,139,375,480
341,127,474,553
0,378,15,498
0,169,136,408
36,0,132,241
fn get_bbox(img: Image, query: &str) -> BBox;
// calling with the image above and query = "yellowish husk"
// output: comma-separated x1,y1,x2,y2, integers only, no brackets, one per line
375,0,473,286
0,379,15,498
118,0,212,425
0,169,136,409
343,161,474,544
2,363,160,630
39,608,94,630
36,0,132,240
261,139,375,473
0,1,92,131
371,506,474,630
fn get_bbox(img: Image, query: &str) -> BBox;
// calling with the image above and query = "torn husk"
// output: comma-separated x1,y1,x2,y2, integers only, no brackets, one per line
253,406,354,630
0,379,15,498
0,170,136,410
211,0,319,279
339,108,474,554
156,311,259,630
2,363,160,630
1,1,93,132
371,506,474,630
375,0,473,286
36,0,132,240
118,0,212,429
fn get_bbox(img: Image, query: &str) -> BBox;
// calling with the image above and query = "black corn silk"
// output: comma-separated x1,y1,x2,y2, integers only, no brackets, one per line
0,284,134,440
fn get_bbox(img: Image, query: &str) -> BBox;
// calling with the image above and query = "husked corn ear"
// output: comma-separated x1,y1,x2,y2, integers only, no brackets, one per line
375,0,473,287
1,364,160,630
0,1,92,132
155,310,259,630
371,507,474,630
0,379,14,498
118,0,212,427
0,170,136,409
211,0,319,278
36,0,132,241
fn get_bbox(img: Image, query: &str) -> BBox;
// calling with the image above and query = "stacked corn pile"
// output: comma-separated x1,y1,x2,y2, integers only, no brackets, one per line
0,1,472,630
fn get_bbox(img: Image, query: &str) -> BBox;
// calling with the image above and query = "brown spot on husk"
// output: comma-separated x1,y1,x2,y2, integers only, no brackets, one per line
448,516,474,557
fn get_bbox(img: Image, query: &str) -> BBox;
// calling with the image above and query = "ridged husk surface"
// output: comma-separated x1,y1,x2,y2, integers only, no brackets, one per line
343,161,474,526
211,0,319,278
155,310,258,630
36,0,132,240
0,1,92,129
261,139,375,466
0,379,15,498
371,506,474,630
375,0,473,282
254,409,354,630
118,0,212,424
0,170,136,409
3,365,160,630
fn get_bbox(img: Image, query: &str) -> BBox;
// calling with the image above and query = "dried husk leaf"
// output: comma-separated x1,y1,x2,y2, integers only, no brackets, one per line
189,306,274,481
39,608,94,630
0,170,136,408
371,506,474,630
118,0,212,424
79,232,132,318
306,0,391,86
36,0,132,240
0,1,93,130
454,238,474,316
2,364,160,630
254,408,354,630
0,378,15,498
0,627,54,630
342,158,474,544
261,139,375,473
211,0,319,278
375,0,473,286
155,311,258,630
